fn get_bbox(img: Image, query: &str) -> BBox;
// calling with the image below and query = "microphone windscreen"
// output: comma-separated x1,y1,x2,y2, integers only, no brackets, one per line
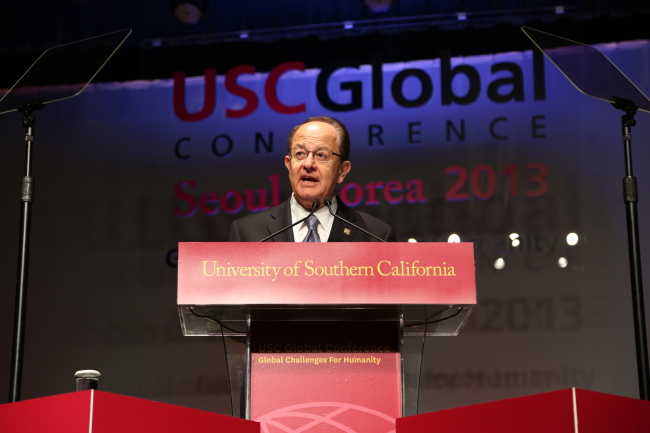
311,199,320,210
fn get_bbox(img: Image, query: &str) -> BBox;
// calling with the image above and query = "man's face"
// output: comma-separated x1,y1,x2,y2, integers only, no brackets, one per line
284,121,351,210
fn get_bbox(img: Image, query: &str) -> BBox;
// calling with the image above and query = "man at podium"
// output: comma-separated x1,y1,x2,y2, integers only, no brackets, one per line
229,116,396,242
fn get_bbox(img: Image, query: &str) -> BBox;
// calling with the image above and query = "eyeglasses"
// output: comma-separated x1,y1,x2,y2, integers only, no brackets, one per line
289,147,342,163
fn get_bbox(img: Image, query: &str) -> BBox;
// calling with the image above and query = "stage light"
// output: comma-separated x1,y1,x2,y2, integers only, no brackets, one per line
566,233,579,246
494,258,505,270
240,31,249,39
344,21,354,30
172,1,206,26
509,233,520,247
407,238,417,243
558,257,568,268
457,12,467,21
555,5,565,14
363,0,395,13
448,234,461,243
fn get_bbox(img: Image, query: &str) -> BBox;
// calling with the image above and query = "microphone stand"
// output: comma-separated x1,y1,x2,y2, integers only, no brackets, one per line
324,197,385,242
612,96,650,400
520,27,650,400
1,28,132,403
260,199,320,242
9,97,45,403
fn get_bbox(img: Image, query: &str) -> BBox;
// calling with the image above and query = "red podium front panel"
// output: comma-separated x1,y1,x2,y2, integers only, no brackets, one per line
0,390,259,433
178,242,475,306
249,321,402,433
396,388,650,433
251,352,401,433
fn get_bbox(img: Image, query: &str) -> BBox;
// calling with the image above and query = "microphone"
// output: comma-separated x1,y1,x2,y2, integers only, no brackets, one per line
324,197,386,242
259,199,320,242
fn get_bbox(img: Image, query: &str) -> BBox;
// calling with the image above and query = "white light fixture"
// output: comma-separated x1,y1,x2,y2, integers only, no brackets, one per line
173,1,205,26
558,257,568,268
566,233,579,246
363,0,395,13
407,238,417,243
494,258,505,270
448,234,461,243
509,233,520,247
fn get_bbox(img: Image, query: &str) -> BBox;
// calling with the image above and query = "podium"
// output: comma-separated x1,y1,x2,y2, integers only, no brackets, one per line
177,242,476,431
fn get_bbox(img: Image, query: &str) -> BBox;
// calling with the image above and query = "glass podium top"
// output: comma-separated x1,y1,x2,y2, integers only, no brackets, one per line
522,26,650,112
178,304,475,337
0,29,131,115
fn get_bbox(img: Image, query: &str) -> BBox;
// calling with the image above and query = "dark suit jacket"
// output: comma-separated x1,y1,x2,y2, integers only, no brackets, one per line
229,197,396,242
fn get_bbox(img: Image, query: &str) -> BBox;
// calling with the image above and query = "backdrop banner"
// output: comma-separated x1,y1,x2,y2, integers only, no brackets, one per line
1,40,650,413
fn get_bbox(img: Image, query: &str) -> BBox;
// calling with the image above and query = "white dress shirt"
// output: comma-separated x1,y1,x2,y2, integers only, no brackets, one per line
290,194,338,242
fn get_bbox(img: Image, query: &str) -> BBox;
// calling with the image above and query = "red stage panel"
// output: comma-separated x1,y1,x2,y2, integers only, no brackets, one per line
0,390,259,433
0,391,91,433
396,388,650,433
575,388,650,432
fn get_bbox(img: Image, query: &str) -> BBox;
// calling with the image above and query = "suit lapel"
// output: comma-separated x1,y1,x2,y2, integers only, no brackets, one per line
267,198,361,242
327,198,359,242
267,200,294,242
